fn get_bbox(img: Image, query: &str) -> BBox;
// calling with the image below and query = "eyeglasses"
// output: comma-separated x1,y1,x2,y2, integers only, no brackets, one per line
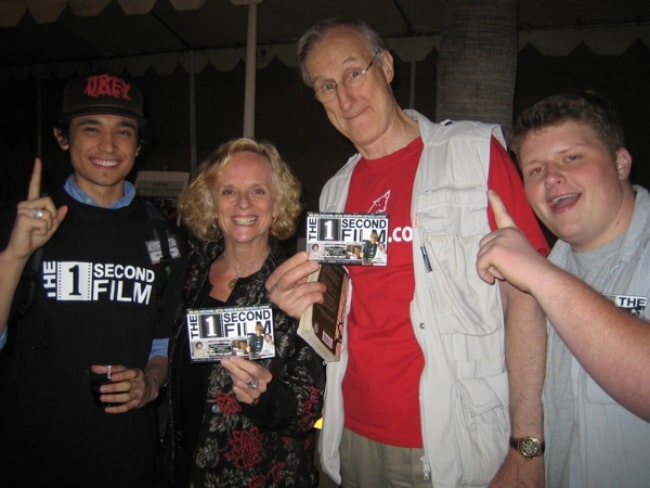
313,50,382,103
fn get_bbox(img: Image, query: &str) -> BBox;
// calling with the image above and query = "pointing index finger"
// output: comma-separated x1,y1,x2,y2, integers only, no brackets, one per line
487,190,516,229
27,158,43,201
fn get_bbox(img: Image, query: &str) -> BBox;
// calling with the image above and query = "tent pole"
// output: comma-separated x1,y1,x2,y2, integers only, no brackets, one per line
231,0,263,138
189,50,197,175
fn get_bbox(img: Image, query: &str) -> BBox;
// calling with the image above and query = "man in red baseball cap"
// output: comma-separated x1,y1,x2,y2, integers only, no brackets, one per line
0,73,185,487
58,72,146,122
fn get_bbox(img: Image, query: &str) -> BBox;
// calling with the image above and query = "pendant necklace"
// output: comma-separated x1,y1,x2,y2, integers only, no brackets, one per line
227,276,238,290
221,248,270,290
222,252,239,289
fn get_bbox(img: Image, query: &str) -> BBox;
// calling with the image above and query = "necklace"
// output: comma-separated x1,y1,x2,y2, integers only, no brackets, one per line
221,248,270,290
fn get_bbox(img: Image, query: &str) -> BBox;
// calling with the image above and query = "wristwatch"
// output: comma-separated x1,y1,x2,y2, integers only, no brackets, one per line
509,436,545,459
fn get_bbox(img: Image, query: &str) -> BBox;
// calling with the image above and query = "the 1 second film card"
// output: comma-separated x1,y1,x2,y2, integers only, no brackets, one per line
186,305,275,362
306,212,389,266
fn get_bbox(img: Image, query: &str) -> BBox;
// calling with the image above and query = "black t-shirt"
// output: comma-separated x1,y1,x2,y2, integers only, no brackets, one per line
0,190,186,487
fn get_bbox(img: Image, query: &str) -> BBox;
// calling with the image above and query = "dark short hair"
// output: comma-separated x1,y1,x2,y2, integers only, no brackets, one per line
509,90,625,159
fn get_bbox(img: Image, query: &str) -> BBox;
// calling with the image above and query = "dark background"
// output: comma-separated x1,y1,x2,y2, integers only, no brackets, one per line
2,42,649,215
1,1,649,222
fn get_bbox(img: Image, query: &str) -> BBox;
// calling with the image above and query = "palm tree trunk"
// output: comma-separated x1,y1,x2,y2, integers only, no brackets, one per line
436,0,518,129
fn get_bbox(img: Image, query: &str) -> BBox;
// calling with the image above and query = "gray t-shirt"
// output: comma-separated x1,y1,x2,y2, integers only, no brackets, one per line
544,186,650,488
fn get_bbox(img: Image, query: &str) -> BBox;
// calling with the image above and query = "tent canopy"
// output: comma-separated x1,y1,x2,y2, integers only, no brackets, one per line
2,0,650,79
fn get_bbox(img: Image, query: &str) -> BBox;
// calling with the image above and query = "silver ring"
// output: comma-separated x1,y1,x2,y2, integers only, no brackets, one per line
32,209,44,219
246,378,259,390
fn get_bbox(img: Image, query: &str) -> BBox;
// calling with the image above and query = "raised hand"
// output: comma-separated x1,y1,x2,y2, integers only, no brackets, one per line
9,158,68,261
476,191,546,291
488,188,517,229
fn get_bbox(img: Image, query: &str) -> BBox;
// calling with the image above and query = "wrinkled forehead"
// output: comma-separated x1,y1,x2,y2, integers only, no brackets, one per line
305,27,372,77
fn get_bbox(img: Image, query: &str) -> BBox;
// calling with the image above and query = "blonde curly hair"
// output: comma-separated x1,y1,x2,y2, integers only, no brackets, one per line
178,138,302,241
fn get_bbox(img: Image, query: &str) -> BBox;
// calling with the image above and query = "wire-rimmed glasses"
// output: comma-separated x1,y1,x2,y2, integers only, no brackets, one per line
313,50,382,103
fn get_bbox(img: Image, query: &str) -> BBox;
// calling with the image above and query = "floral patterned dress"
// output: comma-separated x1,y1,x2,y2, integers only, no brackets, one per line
165,238,325,487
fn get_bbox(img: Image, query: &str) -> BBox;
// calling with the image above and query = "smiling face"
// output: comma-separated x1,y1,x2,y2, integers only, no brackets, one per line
211,151,275,252
304,26,401,157
55,113,140,207
520,120,635,251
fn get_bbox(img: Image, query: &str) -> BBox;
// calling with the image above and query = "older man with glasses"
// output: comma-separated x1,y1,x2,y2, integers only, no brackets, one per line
266,18,550,488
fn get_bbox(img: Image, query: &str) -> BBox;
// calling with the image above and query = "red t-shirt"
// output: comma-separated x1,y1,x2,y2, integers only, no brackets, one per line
342,136,549,448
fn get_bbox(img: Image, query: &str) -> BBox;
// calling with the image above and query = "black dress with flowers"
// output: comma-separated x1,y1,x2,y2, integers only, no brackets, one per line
165,237,325,488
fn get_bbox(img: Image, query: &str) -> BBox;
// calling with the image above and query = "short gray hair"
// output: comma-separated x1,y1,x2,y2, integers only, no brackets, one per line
296,18,387,87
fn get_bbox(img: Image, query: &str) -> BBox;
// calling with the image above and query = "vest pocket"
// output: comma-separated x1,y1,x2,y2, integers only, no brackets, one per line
452,373,509,485
416,187,499,337
416,186,485,235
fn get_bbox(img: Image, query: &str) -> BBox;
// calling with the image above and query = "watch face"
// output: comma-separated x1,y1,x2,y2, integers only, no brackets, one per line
520,437,541,457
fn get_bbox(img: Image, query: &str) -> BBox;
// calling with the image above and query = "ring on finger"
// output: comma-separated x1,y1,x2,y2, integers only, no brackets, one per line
246,377,259,390
32,209,44,219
